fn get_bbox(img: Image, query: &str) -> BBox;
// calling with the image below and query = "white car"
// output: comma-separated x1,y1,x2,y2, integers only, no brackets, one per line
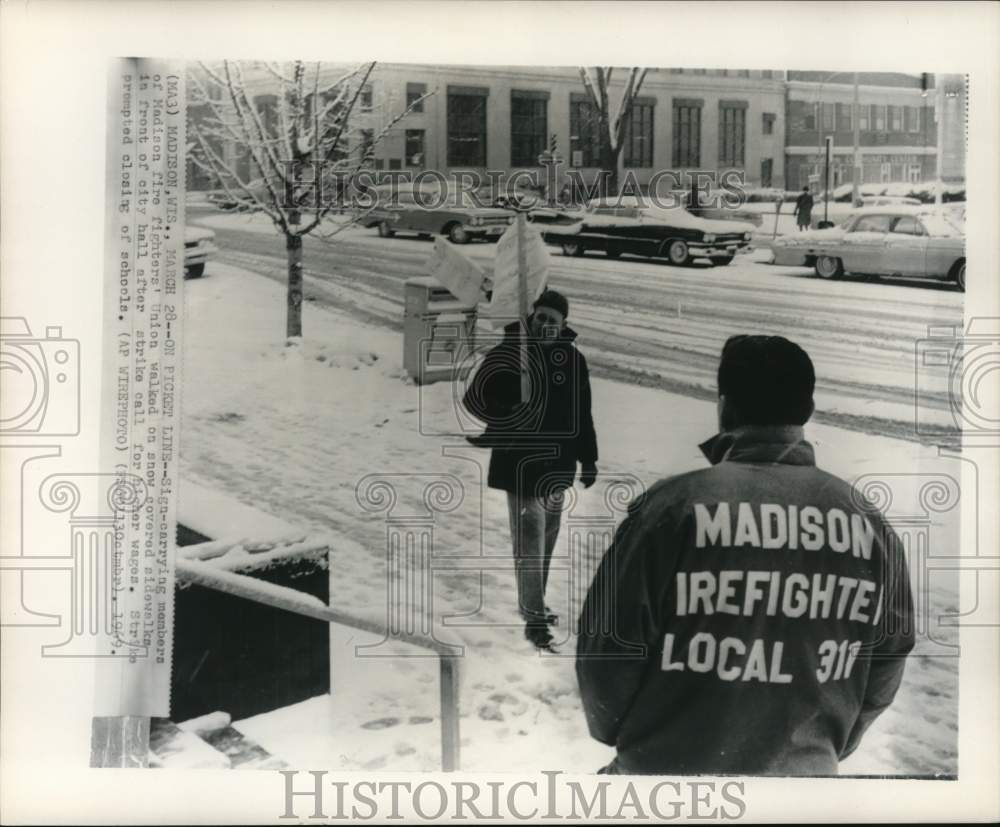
771,206,966,290
184,226,216,278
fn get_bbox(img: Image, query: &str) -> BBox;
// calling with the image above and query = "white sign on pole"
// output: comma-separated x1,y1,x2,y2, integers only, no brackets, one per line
481,219,550,329
426,237,488,306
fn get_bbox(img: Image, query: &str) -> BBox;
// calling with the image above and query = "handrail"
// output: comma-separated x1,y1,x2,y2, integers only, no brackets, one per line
175,557,461,771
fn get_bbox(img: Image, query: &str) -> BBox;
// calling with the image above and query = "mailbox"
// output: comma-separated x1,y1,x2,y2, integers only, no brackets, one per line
403,276,478,385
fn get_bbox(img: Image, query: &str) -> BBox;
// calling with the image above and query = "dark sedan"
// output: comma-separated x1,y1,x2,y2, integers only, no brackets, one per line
540,197,757,266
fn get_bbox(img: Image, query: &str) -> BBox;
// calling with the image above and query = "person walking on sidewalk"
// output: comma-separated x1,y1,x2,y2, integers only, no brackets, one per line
576,335,914,774
463,289,599,652
793,186,814,231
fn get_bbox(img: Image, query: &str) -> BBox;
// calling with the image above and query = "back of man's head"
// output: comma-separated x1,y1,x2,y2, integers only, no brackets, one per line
717,335,815,427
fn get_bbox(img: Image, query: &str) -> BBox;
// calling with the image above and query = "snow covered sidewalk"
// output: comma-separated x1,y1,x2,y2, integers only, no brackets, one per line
180,261,959,776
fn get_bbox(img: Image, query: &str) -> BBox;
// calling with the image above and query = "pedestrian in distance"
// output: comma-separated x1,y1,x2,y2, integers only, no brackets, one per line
793,186,814,231
576,334,915,775
463,290,599,653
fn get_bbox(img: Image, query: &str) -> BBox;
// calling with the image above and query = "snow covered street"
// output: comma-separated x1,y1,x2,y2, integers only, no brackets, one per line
190,208,965,444
180,258,960,776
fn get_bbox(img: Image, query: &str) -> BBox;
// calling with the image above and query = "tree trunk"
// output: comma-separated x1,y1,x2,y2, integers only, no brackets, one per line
598,141,618,198
286,229,303,338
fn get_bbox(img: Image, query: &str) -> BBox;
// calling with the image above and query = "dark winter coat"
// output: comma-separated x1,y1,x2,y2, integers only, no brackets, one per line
794,192,814,223
576,426,915,776
462,322,598,499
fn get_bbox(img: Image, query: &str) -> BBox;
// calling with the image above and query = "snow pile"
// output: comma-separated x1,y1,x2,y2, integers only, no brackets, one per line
181,261,958,776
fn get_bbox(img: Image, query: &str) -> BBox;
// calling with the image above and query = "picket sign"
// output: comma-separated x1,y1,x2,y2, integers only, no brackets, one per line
426,218,549,402
426,237,489,307
483,215,549,327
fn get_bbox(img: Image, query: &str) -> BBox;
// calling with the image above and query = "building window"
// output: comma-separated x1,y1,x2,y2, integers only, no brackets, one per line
254,94,280,140
570,94,601,167
406,82,426,113
718,101,746,167
736,70,750,78
761,70,774,80
836,103,852,131
760,158,773,188
804,112,816,131
624,100,654,168
669,68,684,74
822,102,835,131
672,99,702,167
405,129,425,167
874,105,886,131
510,91,548,167
388,159,402,170
360,84,373,113
372,158,384,170
762,112,776,135
905,106,920,132
858,106,869,130
359,128,374,163
889,105,902,131
692,69,707,75
447,86,488,167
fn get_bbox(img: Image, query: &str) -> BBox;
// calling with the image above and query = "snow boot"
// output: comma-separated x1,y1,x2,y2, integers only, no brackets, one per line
524,622,558,653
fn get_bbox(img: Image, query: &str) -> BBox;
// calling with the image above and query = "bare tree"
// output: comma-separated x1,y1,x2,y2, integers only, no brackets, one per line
188,60,430,338
578,66,650,198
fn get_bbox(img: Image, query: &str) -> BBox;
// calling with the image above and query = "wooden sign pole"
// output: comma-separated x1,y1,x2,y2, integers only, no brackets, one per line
516,212,530,403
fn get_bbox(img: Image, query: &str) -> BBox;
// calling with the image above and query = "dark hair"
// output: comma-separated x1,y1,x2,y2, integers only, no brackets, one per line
533,289,569,319
717,335,815,426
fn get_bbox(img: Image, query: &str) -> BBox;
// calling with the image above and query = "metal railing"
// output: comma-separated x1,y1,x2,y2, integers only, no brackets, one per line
175,556,462,771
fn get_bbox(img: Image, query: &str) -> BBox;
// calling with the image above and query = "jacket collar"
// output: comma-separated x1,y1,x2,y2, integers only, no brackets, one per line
698,425,815,467
502,320,579,343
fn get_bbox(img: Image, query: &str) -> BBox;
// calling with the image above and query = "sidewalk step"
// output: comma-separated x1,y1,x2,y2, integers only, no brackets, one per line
150,712,287,769
149,719,231,769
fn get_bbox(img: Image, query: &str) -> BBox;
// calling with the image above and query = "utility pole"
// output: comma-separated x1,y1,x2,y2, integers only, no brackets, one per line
852,72,860,205
824,135,833,225
935,75,945,206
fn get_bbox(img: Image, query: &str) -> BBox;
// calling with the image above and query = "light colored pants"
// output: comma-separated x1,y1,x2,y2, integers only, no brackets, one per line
505,490,564,623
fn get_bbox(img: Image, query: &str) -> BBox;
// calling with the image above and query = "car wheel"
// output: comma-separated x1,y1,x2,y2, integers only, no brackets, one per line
710,255,734,267
377,220,395,238
185,263,205,279
605,247,622,259
446,223,469,244
561,241,584,257
665,239,690,266
814,255,843,280
953,261,966,292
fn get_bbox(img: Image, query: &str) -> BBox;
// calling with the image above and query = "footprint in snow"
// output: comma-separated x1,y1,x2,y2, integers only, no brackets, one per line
361,717,400,730
408,716,433,725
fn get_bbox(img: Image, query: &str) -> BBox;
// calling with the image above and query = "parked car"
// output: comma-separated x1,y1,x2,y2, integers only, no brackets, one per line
541,197,757,266
184,226,216,278
770,206,965,291
362,184,516,243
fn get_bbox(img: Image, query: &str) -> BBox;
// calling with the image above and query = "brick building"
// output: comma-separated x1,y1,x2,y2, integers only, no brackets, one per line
187,63,788,193
187,64,965,196
350,65,788,191
783,71,959,191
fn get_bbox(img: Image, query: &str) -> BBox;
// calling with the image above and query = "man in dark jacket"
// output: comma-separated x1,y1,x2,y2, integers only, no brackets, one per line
463,290,599,651
576,335,914,775
793,186,814,230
